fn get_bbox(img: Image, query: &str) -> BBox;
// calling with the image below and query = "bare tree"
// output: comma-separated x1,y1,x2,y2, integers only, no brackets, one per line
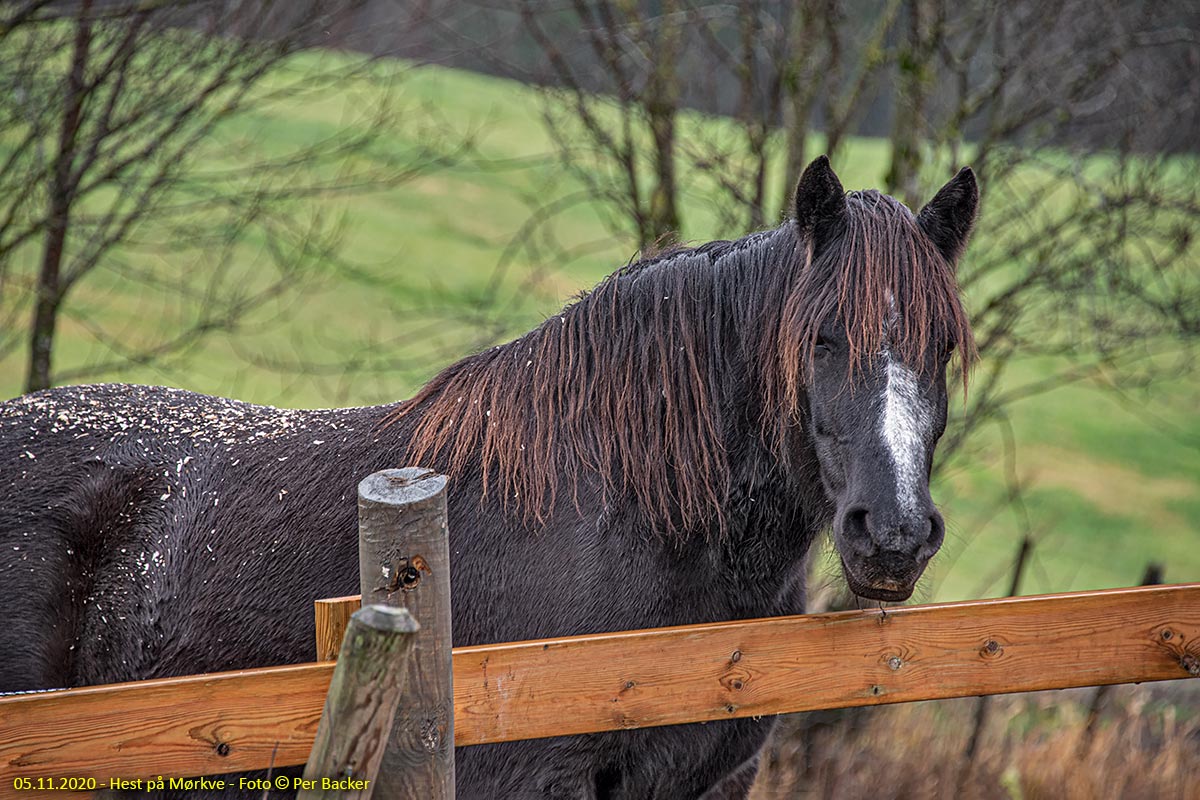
502,1,910,240
927,1,1200,472
500,0,1199,468
512,0,689,249
0,0,456,394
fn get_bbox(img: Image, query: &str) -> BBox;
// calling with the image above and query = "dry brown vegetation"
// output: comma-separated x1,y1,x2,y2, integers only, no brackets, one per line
750,684,1200,799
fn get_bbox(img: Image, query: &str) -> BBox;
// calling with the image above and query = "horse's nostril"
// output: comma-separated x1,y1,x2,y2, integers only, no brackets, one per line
915,512,945,560
842,507,870,539
927,512,945,548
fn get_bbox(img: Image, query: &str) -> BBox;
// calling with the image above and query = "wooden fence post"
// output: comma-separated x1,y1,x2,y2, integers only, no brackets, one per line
299,605,419,800
357,468,454,799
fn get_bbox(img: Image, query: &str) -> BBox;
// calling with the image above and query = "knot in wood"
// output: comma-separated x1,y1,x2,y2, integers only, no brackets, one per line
420,718,442,753
400,565,422,589
381,554,431,594
720,668,750,692
1182,653,1200,678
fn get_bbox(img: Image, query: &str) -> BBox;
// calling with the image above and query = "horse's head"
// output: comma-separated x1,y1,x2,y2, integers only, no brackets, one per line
784,156,977,602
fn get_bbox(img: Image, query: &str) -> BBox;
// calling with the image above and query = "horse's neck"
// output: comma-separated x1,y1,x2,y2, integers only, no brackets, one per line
698,434,829,614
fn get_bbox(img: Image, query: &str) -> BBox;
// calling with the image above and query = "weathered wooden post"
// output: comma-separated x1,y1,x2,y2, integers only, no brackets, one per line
357,468,454,798
299,605,419,800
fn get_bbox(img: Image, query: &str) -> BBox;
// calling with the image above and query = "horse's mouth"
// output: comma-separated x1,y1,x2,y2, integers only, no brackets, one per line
839,556,917,602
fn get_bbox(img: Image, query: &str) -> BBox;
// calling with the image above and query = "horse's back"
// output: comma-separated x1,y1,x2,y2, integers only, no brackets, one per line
0,384,386,693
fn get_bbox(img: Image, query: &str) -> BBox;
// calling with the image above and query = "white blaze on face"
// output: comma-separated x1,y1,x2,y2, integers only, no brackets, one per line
881,353,933,514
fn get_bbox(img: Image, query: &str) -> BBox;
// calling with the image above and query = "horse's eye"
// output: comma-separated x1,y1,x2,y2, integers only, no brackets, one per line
940,341,957,363
814,338,832,358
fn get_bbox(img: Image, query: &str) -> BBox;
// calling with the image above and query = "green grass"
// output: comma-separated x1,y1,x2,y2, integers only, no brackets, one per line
1,51,1197,601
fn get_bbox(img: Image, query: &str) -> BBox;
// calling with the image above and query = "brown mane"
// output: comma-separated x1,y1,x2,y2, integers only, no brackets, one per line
389,192,975,532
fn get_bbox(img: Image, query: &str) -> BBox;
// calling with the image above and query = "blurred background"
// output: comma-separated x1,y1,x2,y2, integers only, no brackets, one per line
1,2,1197,795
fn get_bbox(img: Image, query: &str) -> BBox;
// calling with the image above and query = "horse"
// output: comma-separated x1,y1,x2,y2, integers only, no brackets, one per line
0,156,978,799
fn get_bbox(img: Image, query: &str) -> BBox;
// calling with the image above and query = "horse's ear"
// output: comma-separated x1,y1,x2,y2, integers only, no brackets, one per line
794,155,846,252
917,166,978,265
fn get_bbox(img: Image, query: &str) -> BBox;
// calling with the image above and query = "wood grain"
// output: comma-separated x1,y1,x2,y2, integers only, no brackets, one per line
2,583,1196,799
0,663,331,794
357,468,454,800
314,596,360,662
299,606,419,800
315,583,1200,745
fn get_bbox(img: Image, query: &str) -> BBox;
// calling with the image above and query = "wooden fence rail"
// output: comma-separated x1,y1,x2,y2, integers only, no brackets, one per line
1,582,1197,796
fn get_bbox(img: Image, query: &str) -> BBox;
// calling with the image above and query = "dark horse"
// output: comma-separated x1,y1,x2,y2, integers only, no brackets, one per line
0,157,977,799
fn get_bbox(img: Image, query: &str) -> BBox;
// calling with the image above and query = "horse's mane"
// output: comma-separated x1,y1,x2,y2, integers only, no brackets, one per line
389,190,975,532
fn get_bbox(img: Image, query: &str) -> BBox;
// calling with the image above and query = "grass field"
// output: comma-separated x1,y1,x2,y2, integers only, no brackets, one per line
1,54,1196,602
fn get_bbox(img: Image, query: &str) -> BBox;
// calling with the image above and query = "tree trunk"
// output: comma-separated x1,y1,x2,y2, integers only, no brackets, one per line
819,0,847,159
781,1,822,212
739,1,768,230
26,2,93,394
643,0,682,245
886,0,933,208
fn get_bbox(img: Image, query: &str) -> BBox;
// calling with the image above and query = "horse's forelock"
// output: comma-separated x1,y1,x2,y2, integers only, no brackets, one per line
772,190,976,410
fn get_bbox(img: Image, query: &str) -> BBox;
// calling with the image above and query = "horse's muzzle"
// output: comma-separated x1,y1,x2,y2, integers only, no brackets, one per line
839,550,927,602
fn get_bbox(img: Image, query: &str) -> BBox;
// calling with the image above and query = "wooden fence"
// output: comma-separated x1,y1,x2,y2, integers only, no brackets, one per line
0,469,1197,799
